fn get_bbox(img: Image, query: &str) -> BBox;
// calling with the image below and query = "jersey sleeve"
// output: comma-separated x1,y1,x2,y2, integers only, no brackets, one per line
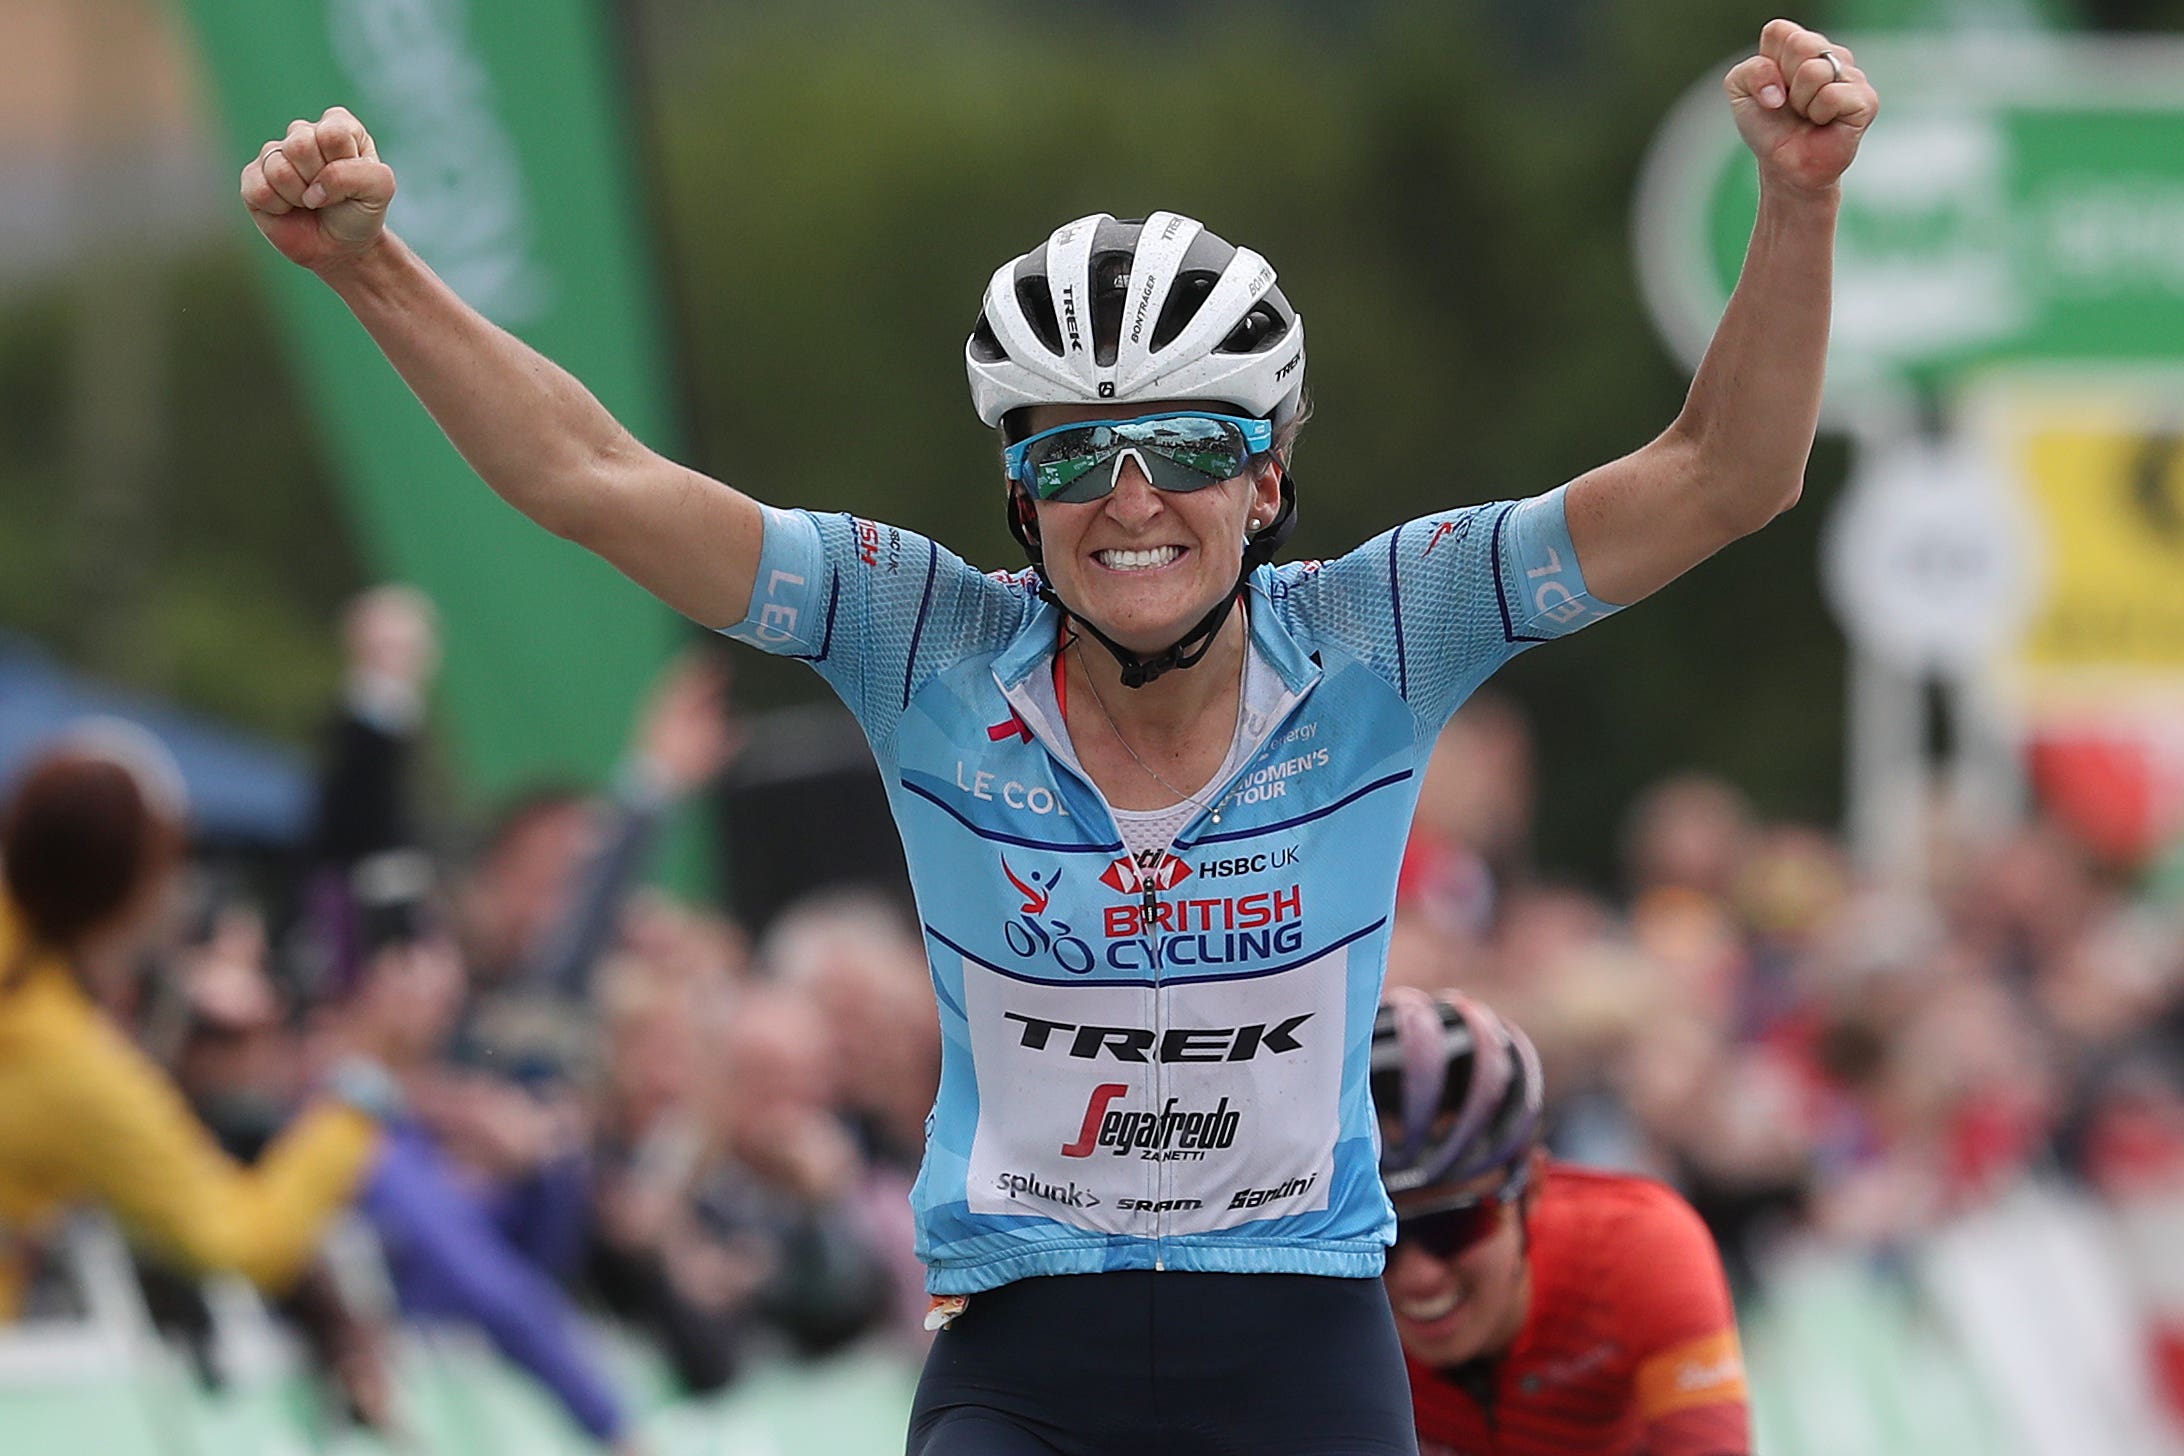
720,507,1037,744
1270,485,1621,734
1619,1191,1751,1453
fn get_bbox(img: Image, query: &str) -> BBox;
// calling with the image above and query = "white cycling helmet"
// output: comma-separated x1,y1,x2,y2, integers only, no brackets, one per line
966,211,1306,432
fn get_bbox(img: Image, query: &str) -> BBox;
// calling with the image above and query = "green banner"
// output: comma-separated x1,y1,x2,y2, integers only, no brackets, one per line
1636,36,2184,410
173,0,683,797
1829,0,2071,32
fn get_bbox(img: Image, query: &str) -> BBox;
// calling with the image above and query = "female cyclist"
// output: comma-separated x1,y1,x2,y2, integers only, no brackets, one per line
1374,989,1749,1455
240,19,1874,1453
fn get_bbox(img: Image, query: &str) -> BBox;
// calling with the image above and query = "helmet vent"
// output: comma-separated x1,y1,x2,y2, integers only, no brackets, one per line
1015,276,1064,357
1091,250,1132,367
1218,301,1289,355
1149,270,1220,352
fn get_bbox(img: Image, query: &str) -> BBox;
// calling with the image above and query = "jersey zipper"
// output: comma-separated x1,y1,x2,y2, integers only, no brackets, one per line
1146,872,1165,1269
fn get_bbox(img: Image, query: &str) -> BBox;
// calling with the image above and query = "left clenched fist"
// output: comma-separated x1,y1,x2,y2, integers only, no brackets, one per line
1725,19,1879,195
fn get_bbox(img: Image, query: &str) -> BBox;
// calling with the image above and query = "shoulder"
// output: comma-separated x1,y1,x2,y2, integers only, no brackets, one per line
0,969,187,1146
1535,1164,1733,1344
0,965,116,1070
1263,503,1511,597
1538,1164,1715,1260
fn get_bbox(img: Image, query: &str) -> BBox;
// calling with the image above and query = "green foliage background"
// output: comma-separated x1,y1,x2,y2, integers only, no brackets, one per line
8,0,2179,879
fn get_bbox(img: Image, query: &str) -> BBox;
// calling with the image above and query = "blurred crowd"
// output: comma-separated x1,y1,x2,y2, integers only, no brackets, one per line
1392,693,2184,1425
0,586,940,1454
3,585,2183,1448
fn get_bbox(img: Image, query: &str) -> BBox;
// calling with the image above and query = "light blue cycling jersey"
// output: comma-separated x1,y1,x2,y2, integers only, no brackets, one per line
724,488,1618,1294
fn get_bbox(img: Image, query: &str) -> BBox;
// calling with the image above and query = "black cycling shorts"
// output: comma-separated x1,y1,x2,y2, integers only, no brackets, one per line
906,1271,1417,1456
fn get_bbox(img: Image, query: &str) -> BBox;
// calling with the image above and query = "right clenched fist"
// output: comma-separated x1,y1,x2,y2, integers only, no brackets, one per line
240,107,395,273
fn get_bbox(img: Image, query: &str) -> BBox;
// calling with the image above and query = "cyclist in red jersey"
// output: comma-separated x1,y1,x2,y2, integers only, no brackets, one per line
1373,990,1749,1456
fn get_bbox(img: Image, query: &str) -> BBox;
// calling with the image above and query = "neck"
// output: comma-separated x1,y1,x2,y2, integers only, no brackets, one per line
1482,1262,1534,1362
1067,603,1248,739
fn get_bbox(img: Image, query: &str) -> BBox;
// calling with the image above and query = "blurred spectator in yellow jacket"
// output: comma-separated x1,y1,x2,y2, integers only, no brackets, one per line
0,726,399,1319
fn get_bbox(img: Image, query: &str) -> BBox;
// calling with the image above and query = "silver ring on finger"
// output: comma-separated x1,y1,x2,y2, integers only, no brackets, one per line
1819,49,1845,84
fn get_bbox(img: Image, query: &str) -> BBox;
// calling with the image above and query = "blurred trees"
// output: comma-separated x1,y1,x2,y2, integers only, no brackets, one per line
0,250,362,738
10,0,2171,879
631,0,1837,880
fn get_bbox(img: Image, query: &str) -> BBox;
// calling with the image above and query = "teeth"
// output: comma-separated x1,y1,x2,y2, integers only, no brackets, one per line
1096,546,1181,571
1397,1291,1463,1322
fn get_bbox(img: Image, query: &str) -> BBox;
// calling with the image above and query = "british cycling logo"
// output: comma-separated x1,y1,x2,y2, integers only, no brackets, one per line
994,1170,1099,1210
1002,857,1059,915
999,856,1095,975
996,853,1310,975
1061,1082,1242,1161
1100,886,1303,941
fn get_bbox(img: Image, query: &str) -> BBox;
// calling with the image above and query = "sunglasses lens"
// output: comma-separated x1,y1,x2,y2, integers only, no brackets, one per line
1031,450,1108,500
1022,416,1252,502
1396,1197,1503,1260
1138,417,1250,480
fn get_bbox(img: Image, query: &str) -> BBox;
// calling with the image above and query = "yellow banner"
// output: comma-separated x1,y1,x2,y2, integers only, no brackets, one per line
1965,378,2184,704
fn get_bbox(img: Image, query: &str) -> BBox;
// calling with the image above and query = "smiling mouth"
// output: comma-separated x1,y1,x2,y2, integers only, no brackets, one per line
1094,546,1183,571
1394,1290,1464,1323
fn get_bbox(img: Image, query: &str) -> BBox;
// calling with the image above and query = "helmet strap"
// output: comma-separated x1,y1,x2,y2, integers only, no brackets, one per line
1040,580,1240,689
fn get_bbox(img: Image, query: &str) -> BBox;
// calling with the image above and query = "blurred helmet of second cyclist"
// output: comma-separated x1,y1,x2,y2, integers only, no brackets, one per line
968,211,1304,686
1372,987,1545,1366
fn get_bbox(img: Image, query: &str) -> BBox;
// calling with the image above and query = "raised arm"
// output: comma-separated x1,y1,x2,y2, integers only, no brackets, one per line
240,109,764,629
1564,19,1878,607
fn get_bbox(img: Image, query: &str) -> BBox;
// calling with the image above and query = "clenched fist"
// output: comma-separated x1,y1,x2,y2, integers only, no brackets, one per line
240,107,396,273
1726,19,1880,195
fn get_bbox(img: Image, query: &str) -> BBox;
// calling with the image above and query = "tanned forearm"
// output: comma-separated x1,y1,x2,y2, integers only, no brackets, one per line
1666,183,1839,538
318,233,762,627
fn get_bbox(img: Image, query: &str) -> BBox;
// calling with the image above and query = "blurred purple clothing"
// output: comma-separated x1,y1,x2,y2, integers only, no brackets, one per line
359,1123,625,1444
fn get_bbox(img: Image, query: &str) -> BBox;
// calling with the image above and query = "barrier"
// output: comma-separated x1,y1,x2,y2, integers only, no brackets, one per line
1746,1183,2184,1456
5,1182,2181,1453
0,1316,918,1455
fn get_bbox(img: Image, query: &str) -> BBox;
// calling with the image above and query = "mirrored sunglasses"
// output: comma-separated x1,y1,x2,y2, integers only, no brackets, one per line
1004,411,1274,503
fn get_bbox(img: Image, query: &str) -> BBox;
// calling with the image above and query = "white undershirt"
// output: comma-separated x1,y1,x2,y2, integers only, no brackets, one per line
1107,644,1281,862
